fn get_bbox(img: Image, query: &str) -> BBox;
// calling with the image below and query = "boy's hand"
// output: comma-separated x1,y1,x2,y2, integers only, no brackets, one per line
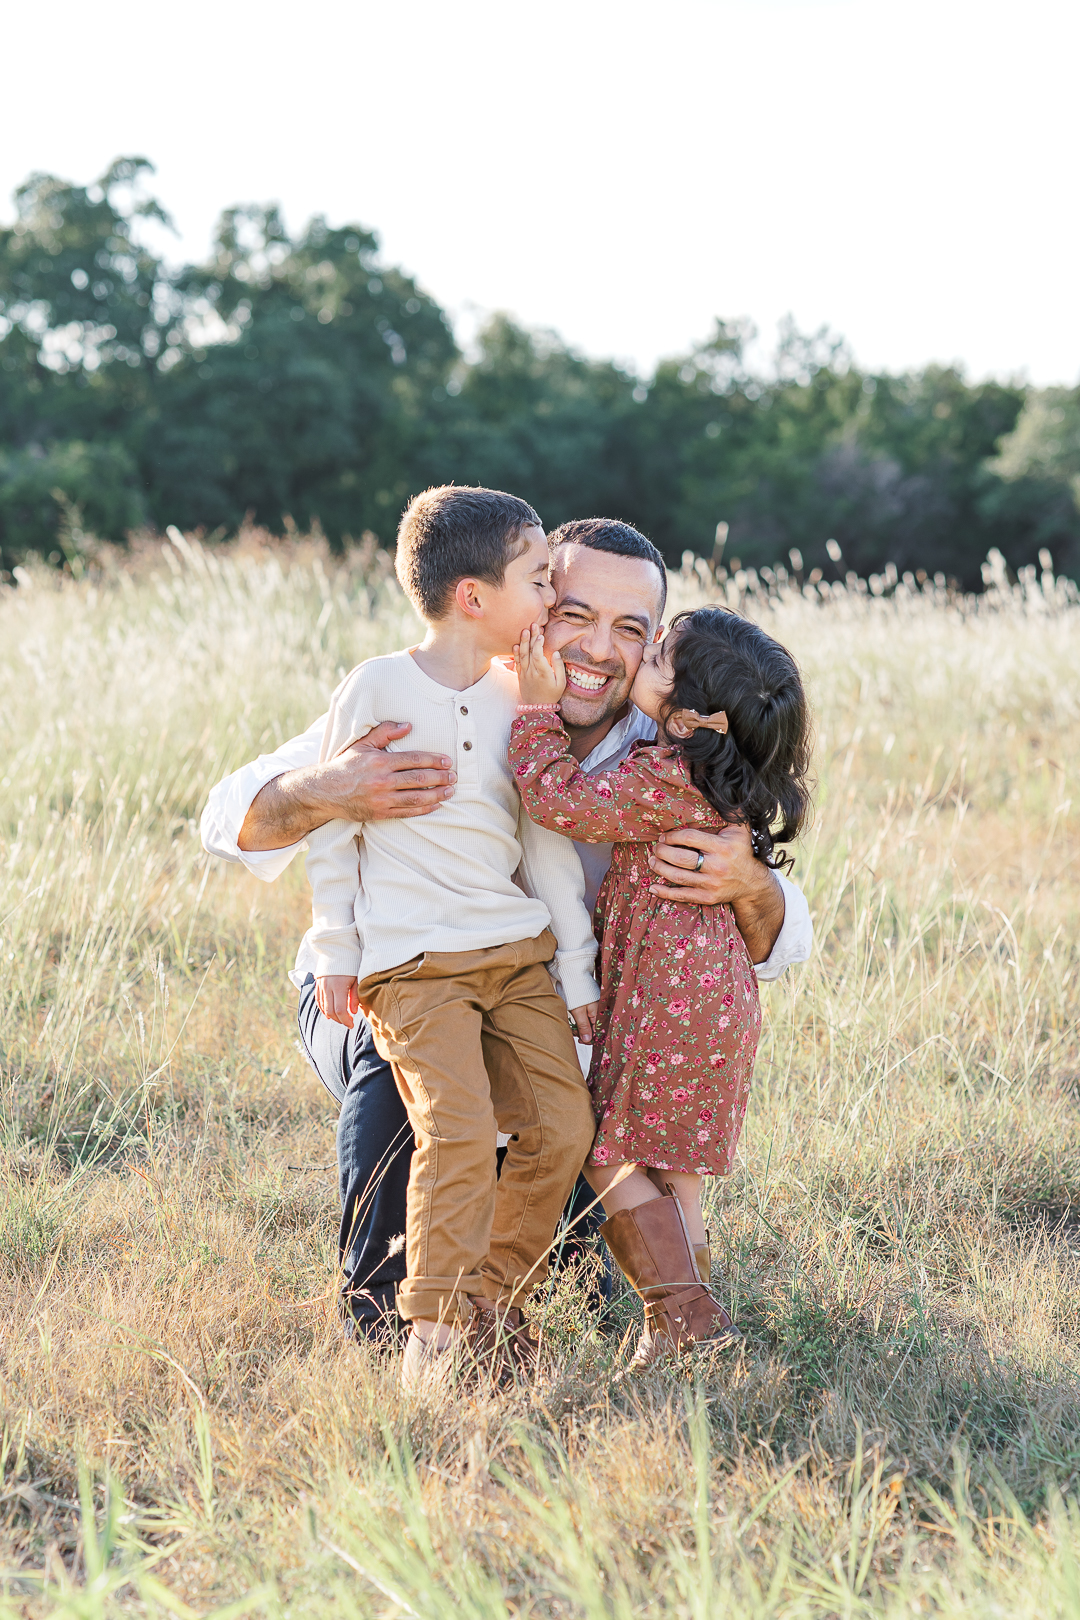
514,623,566,706
316,975,360,1029
569,1002,599,1044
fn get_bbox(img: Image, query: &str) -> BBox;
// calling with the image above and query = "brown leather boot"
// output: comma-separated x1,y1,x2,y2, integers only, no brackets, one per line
600,1190,741,1370
694,1238,712,1289
466,1296,539,1387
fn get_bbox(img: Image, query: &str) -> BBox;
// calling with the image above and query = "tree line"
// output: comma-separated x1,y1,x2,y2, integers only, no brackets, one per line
2,157,1079,586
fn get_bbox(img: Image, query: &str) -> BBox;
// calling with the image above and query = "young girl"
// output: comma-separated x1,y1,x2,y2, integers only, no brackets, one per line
511,605,812,1368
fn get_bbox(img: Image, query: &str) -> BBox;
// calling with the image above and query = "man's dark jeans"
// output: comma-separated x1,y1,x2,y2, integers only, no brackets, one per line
296,976,412,1336
295,976,611,1338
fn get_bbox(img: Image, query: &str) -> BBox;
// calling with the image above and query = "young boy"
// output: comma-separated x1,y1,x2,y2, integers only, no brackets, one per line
306,486,599,1387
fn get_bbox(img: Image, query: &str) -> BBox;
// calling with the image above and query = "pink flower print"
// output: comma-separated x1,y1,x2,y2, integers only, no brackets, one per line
697,1129,711,1144
699,972,717,988
676,939,690,950
669,1052,686,1067
695,935,709,948
667,998,690,1018
554,814,576,829
596,781,614,800
697,1108,714,1122
642,1112,661,1127
644,1064,656,1076
592,1144,610,1162
708,1053,727,1069
648,1053,663,1065
723,993,735,1008
614,1125,628,1138
674,949,686,960
639,1088,655,1102
716,1015,730,1030
671,1088,691,1103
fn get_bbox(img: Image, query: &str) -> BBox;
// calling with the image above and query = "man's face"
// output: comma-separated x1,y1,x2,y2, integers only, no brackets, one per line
544,543,666,730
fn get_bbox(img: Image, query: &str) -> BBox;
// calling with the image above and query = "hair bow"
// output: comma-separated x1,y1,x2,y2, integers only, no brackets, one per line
668,708,729,738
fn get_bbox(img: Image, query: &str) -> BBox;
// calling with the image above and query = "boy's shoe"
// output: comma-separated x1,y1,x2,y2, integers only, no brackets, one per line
466,1296,539,1387
600,1190,741,1372
400,1328,458,1394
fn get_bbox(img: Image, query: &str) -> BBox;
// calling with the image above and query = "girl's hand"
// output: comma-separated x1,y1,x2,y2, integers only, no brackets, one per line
514,623,566,706
569,1001,599,1044
317,975,360,1029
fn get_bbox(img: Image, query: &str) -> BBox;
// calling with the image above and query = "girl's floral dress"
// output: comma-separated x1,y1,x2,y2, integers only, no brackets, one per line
509,710,761,1176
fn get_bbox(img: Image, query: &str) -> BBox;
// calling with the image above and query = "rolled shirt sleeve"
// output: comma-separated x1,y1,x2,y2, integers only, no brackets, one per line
753,869,813,981
199,712,327,883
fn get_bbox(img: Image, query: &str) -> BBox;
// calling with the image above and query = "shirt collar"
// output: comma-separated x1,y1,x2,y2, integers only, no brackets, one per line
579,705,657,774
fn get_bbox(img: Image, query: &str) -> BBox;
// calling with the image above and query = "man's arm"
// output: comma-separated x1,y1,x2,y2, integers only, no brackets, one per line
238,724,456,851
647,824,812,976
201,720,456,880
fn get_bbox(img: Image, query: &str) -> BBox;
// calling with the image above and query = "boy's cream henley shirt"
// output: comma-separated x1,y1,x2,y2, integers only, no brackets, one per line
303,649,600,1011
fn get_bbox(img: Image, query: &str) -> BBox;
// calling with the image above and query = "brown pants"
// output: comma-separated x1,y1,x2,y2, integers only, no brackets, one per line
357,930,595,1325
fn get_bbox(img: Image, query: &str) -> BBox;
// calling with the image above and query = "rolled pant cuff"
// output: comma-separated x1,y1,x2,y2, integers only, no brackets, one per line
396,1274,484,1325
483,1268,544,1310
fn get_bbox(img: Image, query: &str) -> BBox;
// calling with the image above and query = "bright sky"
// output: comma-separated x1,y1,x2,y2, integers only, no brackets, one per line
3,0,1078,385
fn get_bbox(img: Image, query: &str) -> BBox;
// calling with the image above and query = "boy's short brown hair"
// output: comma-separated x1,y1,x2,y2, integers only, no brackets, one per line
395,486,542,621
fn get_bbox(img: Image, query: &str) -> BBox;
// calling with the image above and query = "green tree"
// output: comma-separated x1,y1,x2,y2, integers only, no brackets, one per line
0,441,143,562
143,206,458,539
0,156,174,562
983,388,1080,579
2,157,1079,586
422,314,644,530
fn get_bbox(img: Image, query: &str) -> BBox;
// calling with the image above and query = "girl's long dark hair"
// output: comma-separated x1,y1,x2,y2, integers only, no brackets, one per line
660,608,813,871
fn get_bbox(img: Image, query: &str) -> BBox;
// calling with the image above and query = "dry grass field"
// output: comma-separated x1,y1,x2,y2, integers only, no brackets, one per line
1,531,1079,1618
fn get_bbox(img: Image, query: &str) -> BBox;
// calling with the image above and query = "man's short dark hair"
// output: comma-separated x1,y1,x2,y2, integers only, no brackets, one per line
395,486,542,620
548,518,668,616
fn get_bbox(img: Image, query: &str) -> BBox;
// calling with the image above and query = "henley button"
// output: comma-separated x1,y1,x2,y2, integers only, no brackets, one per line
462,740,472,751
460,705,468,715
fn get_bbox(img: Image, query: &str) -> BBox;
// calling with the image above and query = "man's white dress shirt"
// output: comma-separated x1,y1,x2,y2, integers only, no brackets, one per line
201,689,814,983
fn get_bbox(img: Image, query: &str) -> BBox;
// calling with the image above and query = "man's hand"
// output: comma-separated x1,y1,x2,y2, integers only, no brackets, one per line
238,722,456,851
569,1001,599,1044
316,975,360,1029
648,824,785,965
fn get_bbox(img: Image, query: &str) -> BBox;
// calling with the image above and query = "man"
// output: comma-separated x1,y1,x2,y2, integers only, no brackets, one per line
200,517,813,1339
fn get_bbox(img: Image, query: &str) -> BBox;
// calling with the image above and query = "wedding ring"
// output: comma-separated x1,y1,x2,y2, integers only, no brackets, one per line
693,850,705,872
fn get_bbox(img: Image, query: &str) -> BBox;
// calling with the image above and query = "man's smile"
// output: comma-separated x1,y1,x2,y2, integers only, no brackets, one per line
564,661,617,695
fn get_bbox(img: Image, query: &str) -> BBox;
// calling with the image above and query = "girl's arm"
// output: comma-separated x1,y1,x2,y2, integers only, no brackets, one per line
509,708,717,843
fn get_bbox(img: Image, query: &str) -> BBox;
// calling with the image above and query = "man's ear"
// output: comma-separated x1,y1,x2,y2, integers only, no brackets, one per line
454,577,484,619
652,623,666,643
